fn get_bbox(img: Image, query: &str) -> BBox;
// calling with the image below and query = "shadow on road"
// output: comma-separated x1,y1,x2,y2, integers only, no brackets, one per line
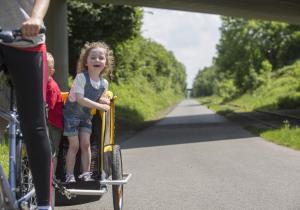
121,113,255,149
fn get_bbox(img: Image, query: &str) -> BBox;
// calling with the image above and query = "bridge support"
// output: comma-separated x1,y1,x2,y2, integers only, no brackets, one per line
45,0,69,91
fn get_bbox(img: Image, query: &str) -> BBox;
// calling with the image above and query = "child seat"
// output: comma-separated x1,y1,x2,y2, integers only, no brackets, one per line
55,91,115,206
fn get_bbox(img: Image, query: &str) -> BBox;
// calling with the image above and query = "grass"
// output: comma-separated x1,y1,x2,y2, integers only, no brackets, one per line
197,60,300,150
198,96,300,150
110,76,184,127
0,141,9,176
261,125,300,150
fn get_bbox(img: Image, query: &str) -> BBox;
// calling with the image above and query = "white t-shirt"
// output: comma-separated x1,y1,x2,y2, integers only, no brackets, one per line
68,73,108,102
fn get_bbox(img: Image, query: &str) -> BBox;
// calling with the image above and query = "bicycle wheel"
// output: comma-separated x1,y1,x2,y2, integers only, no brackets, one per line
16,142,38,210
0,166,18,210
17,153,37,209
112,145,123,210
16,142,56,209
0,181,4,210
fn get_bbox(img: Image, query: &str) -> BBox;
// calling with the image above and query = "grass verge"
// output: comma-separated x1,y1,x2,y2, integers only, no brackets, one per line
0,141,9,175
198,96,300,150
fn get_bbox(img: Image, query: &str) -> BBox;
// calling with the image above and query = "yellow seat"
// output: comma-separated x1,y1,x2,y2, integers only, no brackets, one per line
61,92,69,104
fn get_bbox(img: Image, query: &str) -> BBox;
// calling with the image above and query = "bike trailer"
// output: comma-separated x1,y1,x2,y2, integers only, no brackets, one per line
54,92,131,207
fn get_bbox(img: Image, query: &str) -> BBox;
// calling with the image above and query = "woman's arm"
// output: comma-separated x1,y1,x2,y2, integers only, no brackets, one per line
22,0,50,37
76,93,110,112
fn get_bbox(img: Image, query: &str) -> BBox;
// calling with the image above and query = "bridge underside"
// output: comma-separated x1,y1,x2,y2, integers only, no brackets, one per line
96,0,300,24
45,0,300,90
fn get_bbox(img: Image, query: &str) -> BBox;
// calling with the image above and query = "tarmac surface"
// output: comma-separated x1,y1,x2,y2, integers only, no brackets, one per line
57,99,300,210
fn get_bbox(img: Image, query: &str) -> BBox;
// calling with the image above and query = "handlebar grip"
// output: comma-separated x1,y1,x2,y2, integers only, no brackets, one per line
0,26,46,43
15,26,46,36
39,26,46,34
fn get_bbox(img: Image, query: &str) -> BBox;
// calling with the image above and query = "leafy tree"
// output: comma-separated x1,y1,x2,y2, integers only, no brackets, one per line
67,0,187,116
193,17,300,97
68,1,143,74
214,17,300,92
114,36,186,92
192,66,218,97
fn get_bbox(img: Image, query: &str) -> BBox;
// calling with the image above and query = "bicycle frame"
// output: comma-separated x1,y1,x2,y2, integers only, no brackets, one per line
0,106,36,209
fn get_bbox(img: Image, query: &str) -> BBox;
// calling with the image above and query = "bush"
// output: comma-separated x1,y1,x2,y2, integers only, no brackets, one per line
215,79,238,100
277,93,300,109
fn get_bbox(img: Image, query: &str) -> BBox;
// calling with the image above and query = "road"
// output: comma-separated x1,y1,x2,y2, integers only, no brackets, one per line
57,99,300,210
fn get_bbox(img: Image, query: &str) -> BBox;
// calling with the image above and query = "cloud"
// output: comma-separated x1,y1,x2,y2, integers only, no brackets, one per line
142,7,222,88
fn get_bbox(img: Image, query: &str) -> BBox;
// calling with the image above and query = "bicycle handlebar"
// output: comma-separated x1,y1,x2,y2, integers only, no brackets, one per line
0,27,46,43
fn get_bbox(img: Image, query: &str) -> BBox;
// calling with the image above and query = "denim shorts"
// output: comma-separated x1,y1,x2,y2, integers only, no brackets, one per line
63,115,92,136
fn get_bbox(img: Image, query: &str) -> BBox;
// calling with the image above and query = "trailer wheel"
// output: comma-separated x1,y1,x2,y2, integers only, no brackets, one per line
112,145,123,210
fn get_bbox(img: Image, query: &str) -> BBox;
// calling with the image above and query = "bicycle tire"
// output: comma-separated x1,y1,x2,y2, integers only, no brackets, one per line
16,141,56,209
15,142,38,210
0,163,18,210
112,145,123,210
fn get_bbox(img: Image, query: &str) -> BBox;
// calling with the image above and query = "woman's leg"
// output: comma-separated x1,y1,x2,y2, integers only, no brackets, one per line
79,132,91,173
3,45,52,206
65,135,79,175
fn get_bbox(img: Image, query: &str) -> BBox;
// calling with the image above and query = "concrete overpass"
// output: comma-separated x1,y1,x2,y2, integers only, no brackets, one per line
46,0,300,90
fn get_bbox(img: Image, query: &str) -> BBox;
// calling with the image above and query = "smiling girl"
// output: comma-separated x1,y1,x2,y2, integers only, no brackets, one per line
63,42,114,183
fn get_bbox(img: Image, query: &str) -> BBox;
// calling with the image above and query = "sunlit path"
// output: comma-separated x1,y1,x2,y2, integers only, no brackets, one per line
57,99,300,210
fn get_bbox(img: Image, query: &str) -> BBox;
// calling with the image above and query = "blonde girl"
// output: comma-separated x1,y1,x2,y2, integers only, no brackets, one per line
63,42,114,182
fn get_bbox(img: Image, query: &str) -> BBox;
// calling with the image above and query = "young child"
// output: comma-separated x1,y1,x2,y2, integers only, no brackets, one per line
63,42,113,182
46,52,64,176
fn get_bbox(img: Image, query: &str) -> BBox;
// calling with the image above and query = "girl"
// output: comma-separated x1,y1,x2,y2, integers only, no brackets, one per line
63,42,114,182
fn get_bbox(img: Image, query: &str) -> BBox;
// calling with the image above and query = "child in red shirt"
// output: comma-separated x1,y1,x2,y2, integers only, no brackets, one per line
46,52,63,176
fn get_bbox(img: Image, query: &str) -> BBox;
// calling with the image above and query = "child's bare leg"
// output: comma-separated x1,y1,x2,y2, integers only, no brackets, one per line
66,136,79,174
79,132,91,172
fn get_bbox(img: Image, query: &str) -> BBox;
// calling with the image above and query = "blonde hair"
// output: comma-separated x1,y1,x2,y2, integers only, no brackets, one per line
46,52,54,68
76,41,114,77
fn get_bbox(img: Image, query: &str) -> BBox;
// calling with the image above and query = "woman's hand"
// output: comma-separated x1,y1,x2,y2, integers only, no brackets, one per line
21,17,42,38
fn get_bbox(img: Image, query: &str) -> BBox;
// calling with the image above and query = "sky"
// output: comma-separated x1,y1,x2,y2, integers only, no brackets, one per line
141,7,222,88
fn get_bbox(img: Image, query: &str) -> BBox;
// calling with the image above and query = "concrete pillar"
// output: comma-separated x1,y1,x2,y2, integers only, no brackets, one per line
44,0,69,91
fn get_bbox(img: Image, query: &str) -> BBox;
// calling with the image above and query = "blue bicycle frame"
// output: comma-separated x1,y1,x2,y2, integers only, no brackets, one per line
0,104,36,209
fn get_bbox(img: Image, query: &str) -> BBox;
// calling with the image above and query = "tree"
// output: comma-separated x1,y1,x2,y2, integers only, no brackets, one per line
68,1,143,74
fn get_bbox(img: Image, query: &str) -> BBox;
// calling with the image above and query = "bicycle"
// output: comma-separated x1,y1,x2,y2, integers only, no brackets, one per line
0,27,50,210
0,79,39,210
0,28,131,210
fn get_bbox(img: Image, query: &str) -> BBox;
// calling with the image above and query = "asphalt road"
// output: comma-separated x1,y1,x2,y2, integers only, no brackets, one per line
57,99,300,210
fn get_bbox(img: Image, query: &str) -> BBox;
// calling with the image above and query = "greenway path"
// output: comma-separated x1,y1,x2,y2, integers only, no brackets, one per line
57,99,300,210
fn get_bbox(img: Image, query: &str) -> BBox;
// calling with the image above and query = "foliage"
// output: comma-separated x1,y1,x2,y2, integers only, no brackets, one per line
261,125,300,150
111,36,186,124
68,1,143,74
277,93,300,109
196,69,300,151
110,75,183,124
113,36,186,91
193,18,300,152
215,78,238,100
192,66,218,97
192,17,300,96
0,142,9,175
200,59,300,112
67,1,187,126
